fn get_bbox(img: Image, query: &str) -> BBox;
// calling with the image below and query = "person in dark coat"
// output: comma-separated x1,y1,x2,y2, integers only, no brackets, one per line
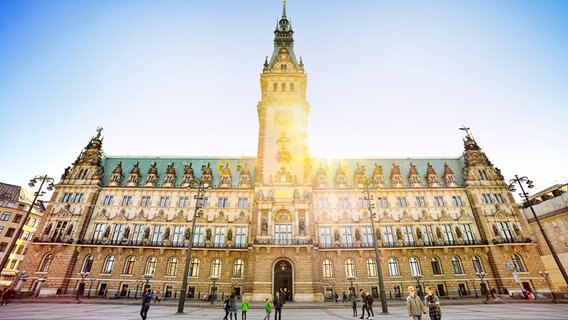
425,285,441,320
1,287,14,306
358,290,367,319
140,289,154,320
273,292,284,320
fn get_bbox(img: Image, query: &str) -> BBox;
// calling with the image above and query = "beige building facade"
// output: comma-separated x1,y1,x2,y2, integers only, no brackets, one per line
20,3,550,302
521,184,568,292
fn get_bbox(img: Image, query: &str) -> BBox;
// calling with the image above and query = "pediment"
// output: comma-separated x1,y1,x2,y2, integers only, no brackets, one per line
172,210,188,223
435,210,453,222
380,210,396,223
234,211,249,224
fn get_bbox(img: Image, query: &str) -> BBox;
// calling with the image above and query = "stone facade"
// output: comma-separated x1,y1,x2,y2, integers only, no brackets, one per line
19,2,549,302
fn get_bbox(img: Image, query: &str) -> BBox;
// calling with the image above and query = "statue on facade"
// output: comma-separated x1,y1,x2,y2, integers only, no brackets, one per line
299,218,305,236
261,218,268,235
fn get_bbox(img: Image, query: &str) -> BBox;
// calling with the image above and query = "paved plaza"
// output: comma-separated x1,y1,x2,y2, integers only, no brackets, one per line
0,302,567,320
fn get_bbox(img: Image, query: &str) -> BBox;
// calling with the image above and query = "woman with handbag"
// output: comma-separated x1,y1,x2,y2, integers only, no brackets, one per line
406,286,427,320
425,286,442,320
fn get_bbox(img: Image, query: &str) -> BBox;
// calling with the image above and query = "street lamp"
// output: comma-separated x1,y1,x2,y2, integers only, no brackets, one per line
362,178,389,314
509,175,568,287
475,272,489,302
76,271,89,302
413,274,423,298
177,178,208,314
210,275,220,304
0,175,54,273
347,275,356,298
144,273,153,291
87,277,97,299
539,271,555,302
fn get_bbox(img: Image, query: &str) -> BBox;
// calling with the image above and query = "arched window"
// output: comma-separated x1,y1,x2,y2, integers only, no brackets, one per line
233,259,244,278
211,258,222,277
189,258,200,277
367,258,377,277
472,255,484,273
388,257,400,276
289,83,295,92
512,254,526,272
345,259,355,277
145,257,157,275
273,83,278,91
38,253,54,272
281,83,286,92
452,256,464,274
323,259,333,278
431,256,443,275
409,257,421,276
101,255,115,274
81,255,94,273
166,257,178,276
123,256,135,274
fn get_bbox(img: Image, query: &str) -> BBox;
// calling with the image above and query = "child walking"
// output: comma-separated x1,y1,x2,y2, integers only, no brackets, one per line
350,295,358,317
263,298,272,320
241,299,250,320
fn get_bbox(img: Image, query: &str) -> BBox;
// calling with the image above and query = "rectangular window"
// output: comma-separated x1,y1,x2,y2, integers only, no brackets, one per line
382,226,394,244
422,225,435,244
93,223,106,240
217,197,229,208
481,194,493,204
172,226,184,245
396,197,407,207
441,224,454,242
61,192,72,203
132,224,145,243
493,194,505,203
141,196,152,207
73,193,85,203
451,196,464,206
13,214,22,223
198,197,209,208
179,196,189,208
319,227,331,247
121,196,133,206
0,226,3,235
28,218,37,227
111,224,125,242
275,224,292,244
460,224,475,242
214,227,225,246
362,226,373,246
6,228,15,237
1,212,11,221
415,196,426,207
339,197,349,209
151,225,164,244
0,242,7,252
497,221,513,240
193,226,205,246
402,225,414,244
235,227,248,247
341,226,353,245
237,197,249,208
318,198,329,208
159,196,170,207
433,196,445,206
102,195,114,206
376,197,388,208
358,198,369,208
478,170,488,180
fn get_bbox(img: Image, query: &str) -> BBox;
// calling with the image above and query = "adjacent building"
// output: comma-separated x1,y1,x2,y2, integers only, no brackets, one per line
20,2,548,301
0,182,44,288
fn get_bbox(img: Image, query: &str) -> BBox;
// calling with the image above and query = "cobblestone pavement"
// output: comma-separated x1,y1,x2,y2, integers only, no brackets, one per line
0,302,567,320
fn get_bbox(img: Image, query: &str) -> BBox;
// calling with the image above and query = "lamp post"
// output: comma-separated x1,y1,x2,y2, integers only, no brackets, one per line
177,178,207,314
76,271,89,302
539,271,555,302
362,178,389,314
87,277,97,299
413,274,423,298
210,275,219,304
475,272,489,302
509,175,568,287
0,175,54,273
347,275,356,298
144,273,153,291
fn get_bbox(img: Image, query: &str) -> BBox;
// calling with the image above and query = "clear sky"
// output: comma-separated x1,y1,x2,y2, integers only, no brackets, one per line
1,0,567,196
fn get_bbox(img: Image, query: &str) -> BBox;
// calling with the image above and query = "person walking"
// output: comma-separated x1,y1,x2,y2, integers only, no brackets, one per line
1,287,14,306
241,298,250,320
358,290,367,319
222,296,231,320
263,298,272,320
229,293,238,320
140,289,154,320
424,286,441,320
365,293,375,319
153,290,160,303
406,286,427,320
350,295,358,317
273,292,284,320
342,291,348,304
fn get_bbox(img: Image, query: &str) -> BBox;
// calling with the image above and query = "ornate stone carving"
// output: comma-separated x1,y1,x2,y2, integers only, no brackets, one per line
390,163,404,188
408,163,422,188
425,163,440,187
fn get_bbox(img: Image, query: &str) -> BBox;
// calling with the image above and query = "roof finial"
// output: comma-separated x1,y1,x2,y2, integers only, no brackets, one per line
459,125,471,139
282,0,287,19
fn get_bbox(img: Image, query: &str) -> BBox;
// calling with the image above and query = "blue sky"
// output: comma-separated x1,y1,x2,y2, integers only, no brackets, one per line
1,0,567,195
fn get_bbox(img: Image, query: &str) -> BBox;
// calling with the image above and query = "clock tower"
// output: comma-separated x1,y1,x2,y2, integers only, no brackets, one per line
256,0,310,187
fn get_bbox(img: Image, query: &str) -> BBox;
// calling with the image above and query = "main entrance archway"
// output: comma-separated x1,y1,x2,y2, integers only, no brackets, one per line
273,259,293,300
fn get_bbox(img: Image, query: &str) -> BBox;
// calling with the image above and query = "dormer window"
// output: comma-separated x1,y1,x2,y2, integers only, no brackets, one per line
281,64,287,71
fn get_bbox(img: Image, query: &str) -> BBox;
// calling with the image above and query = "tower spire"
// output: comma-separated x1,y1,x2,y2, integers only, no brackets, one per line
282,0,287,19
